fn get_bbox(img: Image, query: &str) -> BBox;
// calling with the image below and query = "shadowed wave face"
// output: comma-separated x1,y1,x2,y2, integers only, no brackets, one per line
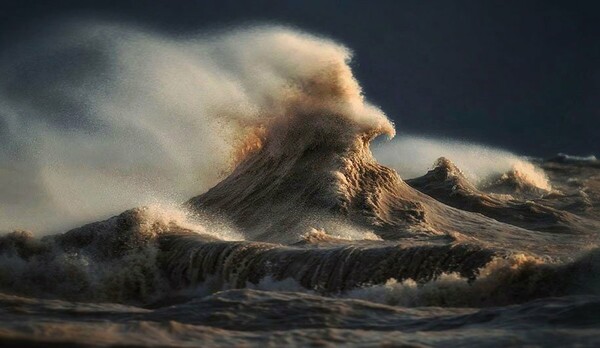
1,21,600,347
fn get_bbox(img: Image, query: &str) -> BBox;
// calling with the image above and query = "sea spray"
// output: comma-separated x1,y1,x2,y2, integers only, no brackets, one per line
0,21,391,233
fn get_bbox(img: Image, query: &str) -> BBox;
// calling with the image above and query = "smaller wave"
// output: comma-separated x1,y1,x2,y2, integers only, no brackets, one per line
547,153,599,163
373,135,551,192
168,241,600,308
479,160,552,197
405,157,596,234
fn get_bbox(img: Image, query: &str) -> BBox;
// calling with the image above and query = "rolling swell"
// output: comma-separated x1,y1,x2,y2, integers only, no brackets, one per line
158,233,496,294
158,231,600,307
1,205,598,309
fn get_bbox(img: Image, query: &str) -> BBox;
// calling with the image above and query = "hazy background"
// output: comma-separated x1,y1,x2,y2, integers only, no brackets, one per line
1,0,598,156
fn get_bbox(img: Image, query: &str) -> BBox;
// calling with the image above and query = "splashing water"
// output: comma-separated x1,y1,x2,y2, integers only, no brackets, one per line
373,135,551,191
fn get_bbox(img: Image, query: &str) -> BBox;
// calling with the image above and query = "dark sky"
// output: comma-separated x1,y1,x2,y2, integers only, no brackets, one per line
1,0,598,156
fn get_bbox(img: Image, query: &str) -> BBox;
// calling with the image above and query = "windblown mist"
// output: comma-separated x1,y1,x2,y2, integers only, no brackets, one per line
0,21,599,347
0,21,391,233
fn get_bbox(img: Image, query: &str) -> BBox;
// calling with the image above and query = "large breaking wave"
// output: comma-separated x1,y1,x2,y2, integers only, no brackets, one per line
1,20,599,331
0,21,390,233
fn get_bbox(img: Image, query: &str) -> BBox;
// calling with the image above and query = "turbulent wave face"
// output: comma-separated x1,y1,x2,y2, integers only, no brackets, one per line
0,21,390,233
1,20,600,347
